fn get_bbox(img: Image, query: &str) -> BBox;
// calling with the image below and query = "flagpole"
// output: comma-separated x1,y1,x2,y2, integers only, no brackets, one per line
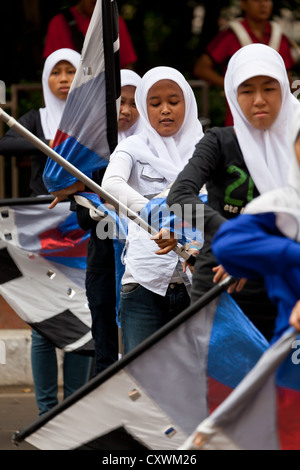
0,108,192,262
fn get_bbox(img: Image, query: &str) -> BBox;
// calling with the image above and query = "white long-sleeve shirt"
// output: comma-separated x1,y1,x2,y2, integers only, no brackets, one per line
102,151,190,296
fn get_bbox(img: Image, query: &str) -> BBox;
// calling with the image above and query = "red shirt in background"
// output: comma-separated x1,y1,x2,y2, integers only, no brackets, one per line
43,6,137,69
206,19,295,125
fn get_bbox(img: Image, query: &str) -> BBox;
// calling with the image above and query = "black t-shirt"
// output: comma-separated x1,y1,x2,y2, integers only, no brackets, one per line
201,127,260,219
168,126,260,238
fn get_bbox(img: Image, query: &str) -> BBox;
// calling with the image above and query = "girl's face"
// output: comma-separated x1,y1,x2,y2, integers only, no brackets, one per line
237,75,282,130
294,133,300,167
77,0,97,18
118,85,139,133
146,79,185,137
241,0,273,22
48,60,76,101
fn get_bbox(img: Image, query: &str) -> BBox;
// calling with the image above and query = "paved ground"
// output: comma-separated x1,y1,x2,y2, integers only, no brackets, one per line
0,386,61,450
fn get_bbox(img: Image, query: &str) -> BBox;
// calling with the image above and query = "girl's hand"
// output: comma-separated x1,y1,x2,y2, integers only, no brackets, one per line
183,249,199,274
212,264,247,294
290,301,300,332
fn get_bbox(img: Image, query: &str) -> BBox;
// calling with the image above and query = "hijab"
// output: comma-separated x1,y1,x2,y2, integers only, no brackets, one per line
225,43,300,194
244,106,300,241
112,66,204,183
39,48,81,139
118,69,142,141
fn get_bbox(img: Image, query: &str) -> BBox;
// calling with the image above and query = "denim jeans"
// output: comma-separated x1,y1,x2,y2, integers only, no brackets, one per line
119,283,190,355
31,329,92,415
85,270,119,376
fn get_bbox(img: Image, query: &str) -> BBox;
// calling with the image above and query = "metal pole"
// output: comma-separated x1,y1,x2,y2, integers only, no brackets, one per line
0,108,191,261
12,275,235,445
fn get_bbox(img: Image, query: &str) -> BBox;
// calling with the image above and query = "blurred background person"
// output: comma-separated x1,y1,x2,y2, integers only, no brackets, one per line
43,0,138,69
193,0,297,125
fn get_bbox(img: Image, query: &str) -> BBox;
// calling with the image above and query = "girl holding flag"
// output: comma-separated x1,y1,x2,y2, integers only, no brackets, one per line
160,44,300,341
0,48,93,415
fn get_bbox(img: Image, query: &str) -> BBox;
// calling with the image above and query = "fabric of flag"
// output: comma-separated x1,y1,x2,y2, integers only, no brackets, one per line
75,191,205,246
43,0,120,193
180,328,300,450
0,198,94,355
12,289,268,450
74,192,128,241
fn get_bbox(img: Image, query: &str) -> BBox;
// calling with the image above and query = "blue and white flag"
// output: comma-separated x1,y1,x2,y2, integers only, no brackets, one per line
181,328,300,450
74,192,128,241
43,0,120,193
140,191,206,248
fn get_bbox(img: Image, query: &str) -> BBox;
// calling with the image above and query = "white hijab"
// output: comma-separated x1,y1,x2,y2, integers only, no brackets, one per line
118,69,143,141
39,48,81,139
112,66,204,183
225,43,300,194
245,106,300,241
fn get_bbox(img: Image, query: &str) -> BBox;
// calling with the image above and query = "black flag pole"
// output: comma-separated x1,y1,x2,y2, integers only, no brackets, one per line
0,196,54,206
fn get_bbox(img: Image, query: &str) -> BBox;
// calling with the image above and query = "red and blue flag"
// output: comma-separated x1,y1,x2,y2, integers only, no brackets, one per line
43,0,120,193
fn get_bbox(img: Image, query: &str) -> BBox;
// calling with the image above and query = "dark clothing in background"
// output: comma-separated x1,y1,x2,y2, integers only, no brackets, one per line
0,109,48,196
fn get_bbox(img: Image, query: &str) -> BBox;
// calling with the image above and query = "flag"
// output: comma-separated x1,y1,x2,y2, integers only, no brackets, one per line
43,0,120,193
12,282,269,450
180,328,300,450
0,197,94,355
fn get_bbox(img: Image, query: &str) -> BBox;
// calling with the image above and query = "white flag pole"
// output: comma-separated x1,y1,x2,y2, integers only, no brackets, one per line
0,108,192,261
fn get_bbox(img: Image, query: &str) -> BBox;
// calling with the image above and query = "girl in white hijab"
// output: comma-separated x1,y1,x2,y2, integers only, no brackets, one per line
213,106,300,342
243,105,300,241
225,43,300,194
165,43,300,341
102,66,204,354
0,48,92,416
103,66,203,210
40,48,81,140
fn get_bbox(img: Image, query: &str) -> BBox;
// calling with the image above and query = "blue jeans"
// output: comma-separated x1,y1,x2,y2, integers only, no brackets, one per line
31,330,92,415
85,271,119,376
119,283,190,355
